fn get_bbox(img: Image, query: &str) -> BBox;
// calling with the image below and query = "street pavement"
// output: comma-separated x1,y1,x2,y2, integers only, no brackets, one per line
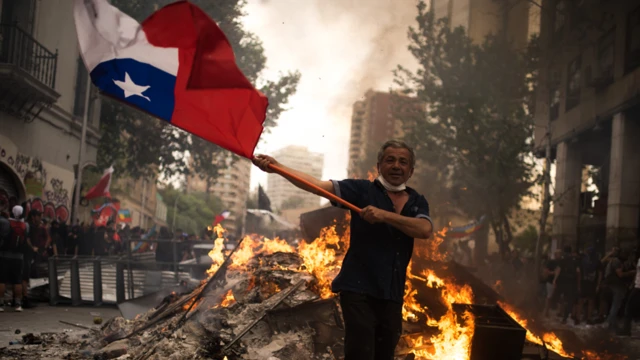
0,303,121,346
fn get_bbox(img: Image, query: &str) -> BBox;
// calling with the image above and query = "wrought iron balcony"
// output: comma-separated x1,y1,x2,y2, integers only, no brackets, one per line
0,23,60,121
0,23,58,87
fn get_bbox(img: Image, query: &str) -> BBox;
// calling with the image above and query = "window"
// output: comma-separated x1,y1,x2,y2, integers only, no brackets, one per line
596,28,615,85
549,71,561,121
626,6,640,72
566,56,581,111
1,0,36,33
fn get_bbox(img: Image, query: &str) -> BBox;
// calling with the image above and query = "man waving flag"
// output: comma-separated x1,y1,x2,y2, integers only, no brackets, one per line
74,0,268,158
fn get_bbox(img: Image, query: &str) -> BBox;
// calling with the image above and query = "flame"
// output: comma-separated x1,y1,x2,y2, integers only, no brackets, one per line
298,224,343,299
206,224,226,275
228,235,295,271
409,269,475,360
367,168,377,182
215,289,236,308
499,301,574,358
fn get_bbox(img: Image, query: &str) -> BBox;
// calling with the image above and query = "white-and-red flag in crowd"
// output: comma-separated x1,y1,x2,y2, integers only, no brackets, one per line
84,166,114,200
214,210,231,226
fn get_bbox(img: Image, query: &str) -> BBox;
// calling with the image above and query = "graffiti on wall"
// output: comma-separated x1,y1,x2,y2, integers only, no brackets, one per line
0,135,74,217
23,198,70,223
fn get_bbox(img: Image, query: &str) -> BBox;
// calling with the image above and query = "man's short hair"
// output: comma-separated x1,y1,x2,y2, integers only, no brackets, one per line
377,140,415,167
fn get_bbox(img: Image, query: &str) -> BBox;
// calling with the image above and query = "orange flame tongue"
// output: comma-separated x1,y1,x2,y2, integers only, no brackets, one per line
498,301,574,358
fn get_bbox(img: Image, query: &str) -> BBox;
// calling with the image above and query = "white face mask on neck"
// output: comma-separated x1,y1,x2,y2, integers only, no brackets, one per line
377,175,406,192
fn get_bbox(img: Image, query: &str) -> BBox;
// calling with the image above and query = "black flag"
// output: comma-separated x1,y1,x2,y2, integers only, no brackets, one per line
258,185,272,212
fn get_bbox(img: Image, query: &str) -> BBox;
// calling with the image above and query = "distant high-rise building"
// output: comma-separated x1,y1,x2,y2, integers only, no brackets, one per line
347,90,418,177
186,156,252,235
267,146,324,211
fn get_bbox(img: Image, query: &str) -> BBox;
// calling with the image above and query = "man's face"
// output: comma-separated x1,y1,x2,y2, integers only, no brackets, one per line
377,147,414,186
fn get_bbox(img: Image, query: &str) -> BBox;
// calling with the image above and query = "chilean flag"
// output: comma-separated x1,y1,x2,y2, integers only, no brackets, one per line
84,166,113,200
73,0,268,158
214,210,231,226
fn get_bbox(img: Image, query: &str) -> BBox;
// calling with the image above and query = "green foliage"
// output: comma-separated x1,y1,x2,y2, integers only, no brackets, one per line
394,1,539,253
98,0,300,181
158,186,224,235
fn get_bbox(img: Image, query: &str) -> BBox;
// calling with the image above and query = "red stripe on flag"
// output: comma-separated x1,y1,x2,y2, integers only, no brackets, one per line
141,1,268,158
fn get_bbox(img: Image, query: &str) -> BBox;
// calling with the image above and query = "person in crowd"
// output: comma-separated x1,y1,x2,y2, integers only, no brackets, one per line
66,224,80,256
51,220,64,256
253,140,433,360
155,226,174,270
619,250,640,336
553,246,581,324
93,225,108,256
578,246,602,324
0,206,27,312
603,248,636,331
543,250,562,317
23,209,45,308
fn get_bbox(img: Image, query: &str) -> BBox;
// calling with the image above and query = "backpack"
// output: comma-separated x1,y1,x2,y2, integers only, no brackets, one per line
7,219,27,251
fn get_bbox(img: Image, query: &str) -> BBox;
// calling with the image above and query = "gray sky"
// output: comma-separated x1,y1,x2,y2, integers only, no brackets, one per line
243,0,420,191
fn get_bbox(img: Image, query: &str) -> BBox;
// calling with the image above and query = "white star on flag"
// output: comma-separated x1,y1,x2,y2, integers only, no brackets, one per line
113,72,151,101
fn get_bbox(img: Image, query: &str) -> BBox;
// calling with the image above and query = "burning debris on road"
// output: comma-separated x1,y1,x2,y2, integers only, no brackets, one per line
0,221,631,360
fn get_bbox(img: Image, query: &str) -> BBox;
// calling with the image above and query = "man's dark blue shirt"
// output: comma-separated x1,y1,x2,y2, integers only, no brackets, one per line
330,179,432,303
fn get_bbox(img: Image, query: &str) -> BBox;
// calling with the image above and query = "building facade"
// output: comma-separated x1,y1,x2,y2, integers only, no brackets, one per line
113,176,167,230
186,155,252,235
533,0,640,251
0,0,101,222
347,90,409,177
431,0,540,48
267,145,324,211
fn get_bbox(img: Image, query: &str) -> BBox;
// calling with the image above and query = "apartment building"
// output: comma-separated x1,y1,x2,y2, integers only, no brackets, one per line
533,0,640,251
0,0,101,221
267,146,324,211
186,155,252,235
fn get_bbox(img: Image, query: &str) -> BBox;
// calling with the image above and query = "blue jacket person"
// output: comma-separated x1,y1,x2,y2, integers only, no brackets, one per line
252,140,433,360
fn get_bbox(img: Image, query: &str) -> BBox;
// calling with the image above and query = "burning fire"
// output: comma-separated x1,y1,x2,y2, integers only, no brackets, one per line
207,219,350,299
499,301,574,358
401,228,476,360
204,215,609,360
216,289,236,308
298,225,343,298
206,224,226,275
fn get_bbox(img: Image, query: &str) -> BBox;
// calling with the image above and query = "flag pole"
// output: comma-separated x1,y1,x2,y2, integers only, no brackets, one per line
266,163,361,214
72,75,92,225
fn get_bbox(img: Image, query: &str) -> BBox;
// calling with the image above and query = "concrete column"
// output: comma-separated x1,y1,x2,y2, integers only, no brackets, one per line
552,141,582,249
606,112,640,249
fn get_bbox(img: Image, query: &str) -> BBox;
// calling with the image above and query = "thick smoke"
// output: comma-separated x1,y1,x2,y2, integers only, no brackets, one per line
244,0,421,179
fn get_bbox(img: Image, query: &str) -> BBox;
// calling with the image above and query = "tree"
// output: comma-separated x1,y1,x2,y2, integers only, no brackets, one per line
99,0,300,180
159,186,224,235
394,2,539,257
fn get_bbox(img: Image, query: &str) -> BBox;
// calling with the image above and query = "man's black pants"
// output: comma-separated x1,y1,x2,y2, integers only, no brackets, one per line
340,291,403,360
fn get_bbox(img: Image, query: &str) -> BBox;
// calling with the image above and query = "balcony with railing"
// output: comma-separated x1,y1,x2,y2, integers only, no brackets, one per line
0,23,60,121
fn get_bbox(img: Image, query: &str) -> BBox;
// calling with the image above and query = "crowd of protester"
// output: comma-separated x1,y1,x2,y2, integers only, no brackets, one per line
0,204,216,312
539,244,640,336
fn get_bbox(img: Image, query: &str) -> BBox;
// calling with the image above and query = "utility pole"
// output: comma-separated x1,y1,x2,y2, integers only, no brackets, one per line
71,76,92,225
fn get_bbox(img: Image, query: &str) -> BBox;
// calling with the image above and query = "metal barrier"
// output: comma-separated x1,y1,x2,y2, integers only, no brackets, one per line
46,238,219,306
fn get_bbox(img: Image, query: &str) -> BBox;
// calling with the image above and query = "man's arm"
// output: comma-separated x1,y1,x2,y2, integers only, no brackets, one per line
360,206,433,239
253,155,334,197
